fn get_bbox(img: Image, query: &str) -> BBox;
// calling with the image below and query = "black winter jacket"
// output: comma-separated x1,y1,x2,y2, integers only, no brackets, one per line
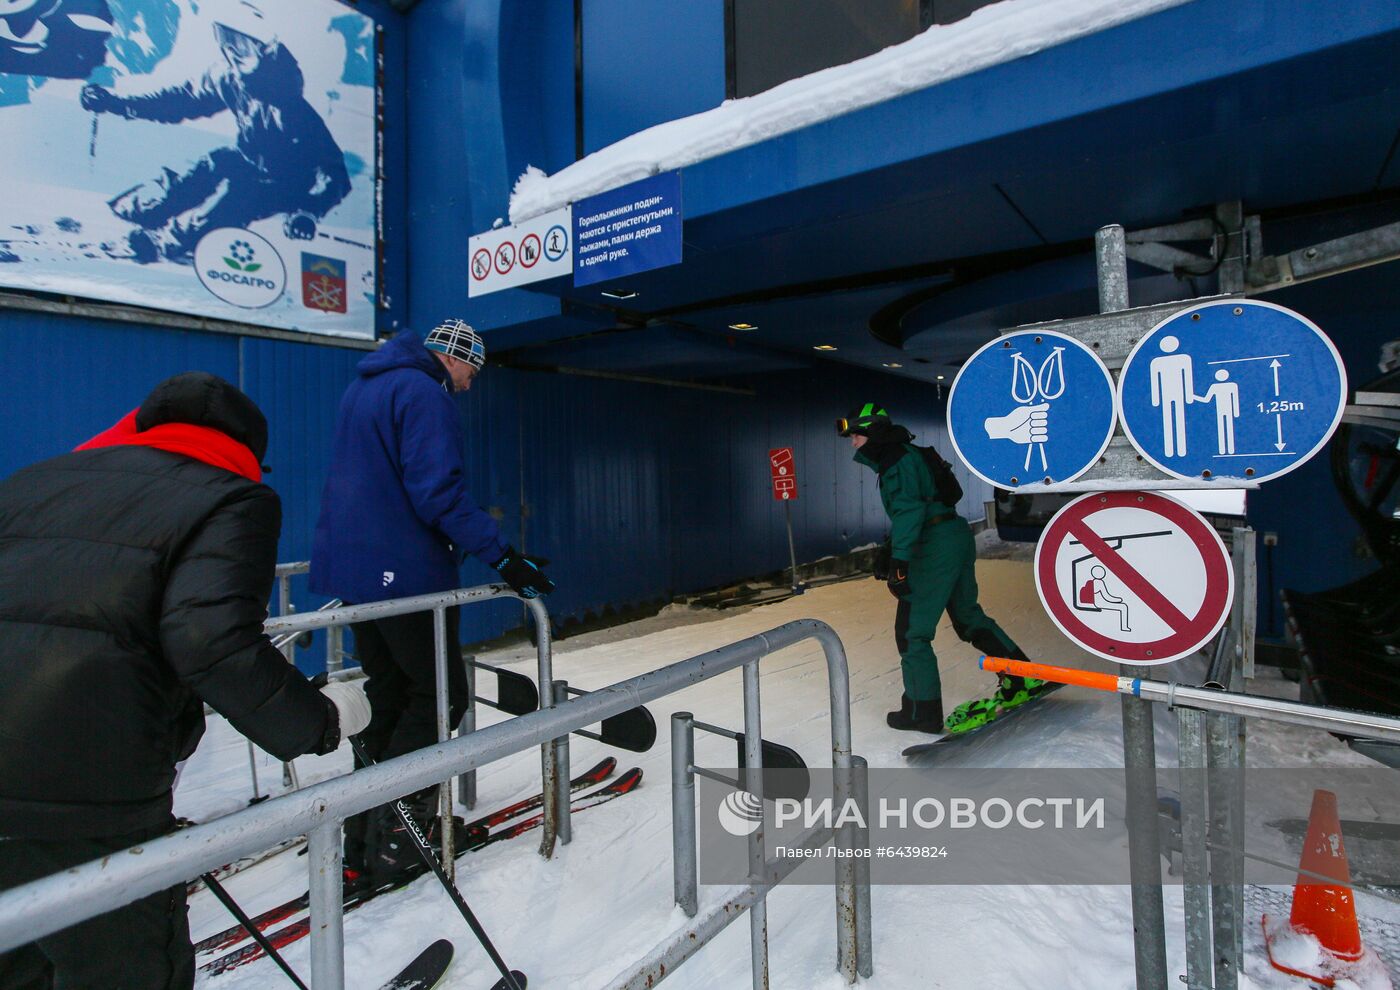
0,446,336,838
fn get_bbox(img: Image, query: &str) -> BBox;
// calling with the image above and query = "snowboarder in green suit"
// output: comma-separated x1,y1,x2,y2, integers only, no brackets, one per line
838,403,1049,733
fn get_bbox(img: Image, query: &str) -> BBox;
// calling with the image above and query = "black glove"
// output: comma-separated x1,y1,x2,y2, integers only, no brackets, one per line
872,539,892,582
493,547,555,599
887,559,911,599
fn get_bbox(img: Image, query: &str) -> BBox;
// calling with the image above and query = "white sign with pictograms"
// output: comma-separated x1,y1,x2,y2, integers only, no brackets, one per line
468,206,573,297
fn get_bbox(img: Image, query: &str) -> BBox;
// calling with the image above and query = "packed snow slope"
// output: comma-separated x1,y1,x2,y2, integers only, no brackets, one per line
180,535,1398,989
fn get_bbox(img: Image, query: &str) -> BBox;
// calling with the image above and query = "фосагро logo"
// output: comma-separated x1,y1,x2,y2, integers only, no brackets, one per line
195,228,286,309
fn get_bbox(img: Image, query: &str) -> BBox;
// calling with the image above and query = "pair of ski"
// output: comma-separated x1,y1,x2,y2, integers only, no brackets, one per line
199,756,641,976
378,940,525,990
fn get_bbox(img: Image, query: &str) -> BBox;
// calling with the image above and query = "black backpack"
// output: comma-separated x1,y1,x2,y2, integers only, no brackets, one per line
915,445,964,508
875,443,964,509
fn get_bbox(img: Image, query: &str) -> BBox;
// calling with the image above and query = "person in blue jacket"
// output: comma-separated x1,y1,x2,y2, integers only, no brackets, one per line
311,318,553,883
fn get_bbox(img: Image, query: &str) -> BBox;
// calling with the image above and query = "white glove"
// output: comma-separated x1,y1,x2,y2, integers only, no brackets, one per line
321,681,371,742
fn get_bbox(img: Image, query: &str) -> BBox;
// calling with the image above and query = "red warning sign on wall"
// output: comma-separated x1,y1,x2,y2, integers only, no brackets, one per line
770,447,798,501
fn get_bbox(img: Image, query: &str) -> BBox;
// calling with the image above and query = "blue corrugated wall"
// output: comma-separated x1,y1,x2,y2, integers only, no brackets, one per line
0,303,978,668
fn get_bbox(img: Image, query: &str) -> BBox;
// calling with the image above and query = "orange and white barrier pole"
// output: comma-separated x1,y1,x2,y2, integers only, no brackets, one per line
977,656,1400,744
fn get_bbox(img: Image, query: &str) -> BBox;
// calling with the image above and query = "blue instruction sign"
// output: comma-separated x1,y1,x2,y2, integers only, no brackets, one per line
1117,300,1347,483
948,330,1117,488
573,172,683,287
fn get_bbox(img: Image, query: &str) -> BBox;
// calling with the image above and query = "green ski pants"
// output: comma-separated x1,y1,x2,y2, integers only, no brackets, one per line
894,520,1022,702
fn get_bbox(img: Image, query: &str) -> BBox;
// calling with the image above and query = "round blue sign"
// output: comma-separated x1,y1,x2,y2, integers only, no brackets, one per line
1117,300,1347,483
948,330,1117,488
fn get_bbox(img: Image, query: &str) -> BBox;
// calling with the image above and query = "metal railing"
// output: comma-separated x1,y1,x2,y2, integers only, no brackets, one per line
262,584,563,866
981,652,1400,990
272,561,344,673
0,617,873,990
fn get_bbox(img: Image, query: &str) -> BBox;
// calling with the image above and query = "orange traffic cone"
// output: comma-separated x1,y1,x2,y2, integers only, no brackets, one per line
1262,789,1389,988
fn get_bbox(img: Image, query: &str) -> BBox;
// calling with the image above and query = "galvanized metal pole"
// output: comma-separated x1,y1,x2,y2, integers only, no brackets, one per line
1099,222,1169,990
458,655,478,811
784,501,800,594
529,599,560,860
851,754,873,980
1177,708,1213,989
432,607,455,881
742,660,769,990
1231,527,1257,681
326,623,343,674
307,816,345,990
671,712,699,917
1121,673,1169,990
553,680,572,846
1097,224,1131,315
1206,711,1241,990
247,740,262,803
1208,529,1252,990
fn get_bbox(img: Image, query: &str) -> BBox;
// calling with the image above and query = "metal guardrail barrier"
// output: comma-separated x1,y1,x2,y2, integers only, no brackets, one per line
981,652,1400,990
262,583,562,863
0,617,873,990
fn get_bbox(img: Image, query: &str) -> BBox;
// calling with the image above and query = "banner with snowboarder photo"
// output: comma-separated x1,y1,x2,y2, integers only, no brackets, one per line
0,0,377,339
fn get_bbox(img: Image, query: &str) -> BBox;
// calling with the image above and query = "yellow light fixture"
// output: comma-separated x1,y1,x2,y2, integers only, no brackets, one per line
814,344,838,351
728,322,757,330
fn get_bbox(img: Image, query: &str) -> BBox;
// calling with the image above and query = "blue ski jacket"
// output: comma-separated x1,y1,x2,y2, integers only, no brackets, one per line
310,333,508,604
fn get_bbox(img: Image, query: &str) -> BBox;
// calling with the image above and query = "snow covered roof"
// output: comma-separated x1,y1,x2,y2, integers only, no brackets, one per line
508,0,1194,224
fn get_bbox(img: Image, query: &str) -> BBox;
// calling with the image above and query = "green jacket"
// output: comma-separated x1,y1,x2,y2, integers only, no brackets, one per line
855,444,956,561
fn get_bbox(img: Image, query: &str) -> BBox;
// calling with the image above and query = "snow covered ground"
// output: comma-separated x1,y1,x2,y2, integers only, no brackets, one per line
180,534,1399,989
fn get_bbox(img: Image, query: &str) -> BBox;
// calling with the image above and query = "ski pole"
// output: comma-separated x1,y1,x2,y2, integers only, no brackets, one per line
349,738,526,990
202,870,309,990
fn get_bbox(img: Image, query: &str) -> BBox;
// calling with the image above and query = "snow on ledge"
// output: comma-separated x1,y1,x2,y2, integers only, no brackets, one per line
509,0,1194,223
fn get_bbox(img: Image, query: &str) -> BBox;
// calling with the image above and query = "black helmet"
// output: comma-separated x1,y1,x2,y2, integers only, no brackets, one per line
836,403,891,437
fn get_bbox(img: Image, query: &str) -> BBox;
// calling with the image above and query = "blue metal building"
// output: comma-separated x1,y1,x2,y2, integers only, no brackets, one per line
4,0,1399,662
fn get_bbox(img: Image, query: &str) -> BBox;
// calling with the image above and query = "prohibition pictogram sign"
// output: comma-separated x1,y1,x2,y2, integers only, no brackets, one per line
1034,490,1233,664
494,241,516,276
471,248,491,281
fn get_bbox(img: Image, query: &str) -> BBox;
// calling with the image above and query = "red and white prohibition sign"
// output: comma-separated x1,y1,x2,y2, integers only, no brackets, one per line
1034,491,1233,665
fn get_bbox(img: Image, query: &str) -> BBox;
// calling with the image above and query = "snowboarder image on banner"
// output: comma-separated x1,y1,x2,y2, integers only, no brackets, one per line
0,0,113,79
79,3,350,264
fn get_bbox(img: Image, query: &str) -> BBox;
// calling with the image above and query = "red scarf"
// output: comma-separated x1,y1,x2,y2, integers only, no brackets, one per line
76,409,262,483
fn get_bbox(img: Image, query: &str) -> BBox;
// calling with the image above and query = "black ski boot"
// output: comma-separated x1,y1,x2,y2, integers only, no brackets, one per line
366,797,474,887
886,694,944,733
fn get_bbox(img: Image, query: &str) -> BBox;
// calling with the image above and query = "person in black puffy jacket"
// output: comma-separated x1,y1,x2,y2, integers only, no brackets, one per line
0,372,370,990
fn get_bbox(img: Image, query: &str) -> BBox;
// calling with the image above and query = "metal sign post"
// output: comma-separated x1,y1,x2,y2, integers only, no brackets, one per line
1095,225,1170,990
783,502,801,595
769,448,803,595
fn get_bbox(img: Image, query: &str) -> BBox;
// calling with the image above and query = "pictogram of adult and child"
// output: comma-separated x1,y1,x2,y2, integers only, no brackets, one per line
1148,335,1245,458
